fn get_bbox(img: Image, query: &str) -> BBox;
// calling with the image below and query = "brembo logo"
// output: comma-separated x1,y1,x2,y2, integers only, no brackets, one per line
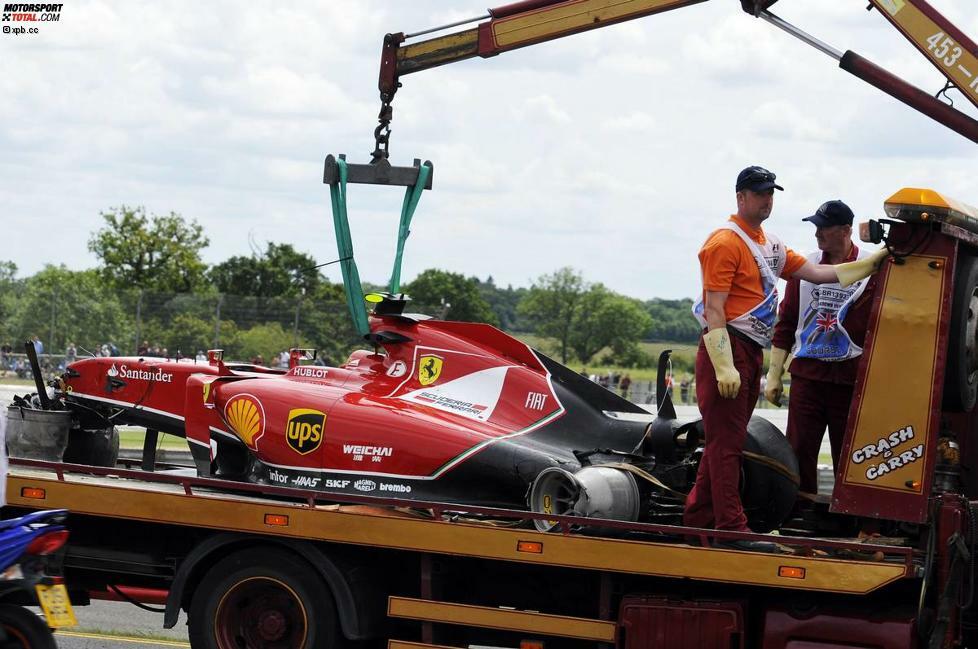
285,408,326,455
107,364,173,383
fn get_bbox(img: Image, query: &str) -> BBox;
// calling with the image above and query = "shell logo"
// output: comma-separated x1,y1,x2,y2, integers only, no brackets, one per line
224,394,265,450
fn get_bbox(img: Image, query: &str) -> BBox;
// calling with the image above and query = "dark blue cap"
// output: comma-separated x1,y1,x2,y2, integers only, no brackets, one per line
804,200,854,227
736,166,784,193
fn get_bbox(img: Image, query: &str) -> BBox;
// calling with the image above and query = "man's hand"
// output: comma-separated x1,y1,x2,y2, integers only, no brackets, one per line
703,328,741,399
835,248,889,288
764,347,789,406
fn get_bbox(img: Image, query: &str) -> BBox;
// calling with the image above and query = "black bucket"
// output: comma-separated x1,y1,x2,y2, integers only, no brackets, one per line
6,406,70,462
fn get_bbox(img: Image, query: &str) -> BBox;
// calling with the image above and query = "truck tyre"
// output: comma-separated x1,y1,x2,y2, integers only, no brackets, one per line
188,548,340,649
943,253,978,412
0,604,57,649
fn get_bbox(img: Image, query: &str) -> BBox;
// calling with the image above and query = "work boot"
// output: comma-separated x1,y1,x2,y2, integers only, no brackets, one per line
716,538,780,553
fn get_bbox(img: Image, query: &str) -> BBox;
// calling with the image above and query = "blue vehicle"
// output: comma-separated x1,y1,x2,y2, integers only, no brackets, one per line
0,509,74,649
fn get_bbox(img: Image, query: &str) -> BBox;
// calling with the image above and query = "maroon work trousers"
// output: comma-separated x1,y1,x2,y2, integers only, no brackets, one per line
786,375,853,494
683,332,762,532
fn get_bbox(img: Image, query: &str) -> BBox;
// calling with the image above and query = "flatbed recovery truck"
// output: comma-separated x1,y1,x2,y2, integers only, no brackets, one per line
1,456,930,649
4,184,978,649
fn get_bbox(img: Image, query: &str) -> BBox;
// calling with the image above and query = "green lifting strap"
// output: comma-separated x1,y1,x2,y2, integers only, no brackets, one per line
327,159,370,337
389,163,431,294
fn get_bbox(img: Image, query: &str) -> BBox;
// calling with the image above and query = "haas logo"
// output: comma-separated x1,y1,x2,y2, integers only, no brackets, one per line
286,409,326,455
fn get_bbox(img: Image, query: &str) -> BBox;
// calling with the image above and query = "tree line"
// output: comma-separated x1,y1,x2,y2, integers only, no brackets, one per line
0,207,700,368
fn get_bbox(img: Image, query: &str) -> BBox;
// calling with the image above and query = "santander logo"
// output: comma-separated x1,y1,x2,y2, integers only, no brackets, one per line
107,363,174,384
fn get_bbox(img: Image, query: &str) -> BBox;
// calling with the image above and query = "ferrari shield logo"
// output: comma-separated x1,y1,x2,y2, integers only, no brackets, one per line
418,355,443,386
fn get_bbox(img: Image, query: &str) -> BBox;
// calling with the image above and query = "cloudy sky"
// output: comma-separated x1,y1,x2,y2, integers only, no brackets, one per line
1,1,976,300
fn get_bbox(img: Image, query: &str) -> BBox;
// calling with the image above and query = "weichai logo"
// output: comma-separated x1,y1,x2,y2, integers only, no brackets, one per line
2,4,63,22
286,408,326,455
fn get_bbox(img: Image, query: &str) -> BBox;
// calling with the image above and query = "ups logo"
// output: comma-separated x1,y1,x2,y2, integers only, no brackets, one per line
285,408,327,455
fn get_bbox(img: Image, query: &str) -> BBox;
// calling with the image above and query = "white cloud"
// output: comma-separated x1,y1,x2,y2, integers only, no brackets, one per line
0,0,975,302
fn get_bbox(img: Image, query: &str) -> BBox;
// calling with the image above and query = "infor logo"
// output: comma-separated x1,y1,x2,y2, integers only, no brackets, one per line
285,408,326,455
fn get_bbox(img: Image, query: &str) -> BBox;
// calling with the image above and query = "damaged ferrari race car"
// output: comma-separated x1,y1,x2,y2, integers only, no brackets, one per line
35,303,799,533
16,155,800,533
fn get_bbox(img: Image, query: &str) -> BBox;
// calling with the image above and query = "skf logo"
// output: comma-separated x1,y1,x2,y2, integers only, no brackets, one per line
418,354,443,386
286,408,326,455
225,394,265,450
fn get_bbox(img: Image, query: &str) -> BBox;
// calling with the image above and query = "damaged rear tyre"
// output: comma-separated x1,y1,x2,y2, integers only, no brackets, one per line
62,426,119,467
742,416,799,533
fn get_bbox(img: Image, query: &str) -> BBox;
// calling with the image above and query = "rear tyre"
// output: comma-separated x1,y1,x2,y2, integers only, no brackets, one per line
741,416,800,533
0,604,57,649
63,426,119,467
188,548,340,649
943,254,978,412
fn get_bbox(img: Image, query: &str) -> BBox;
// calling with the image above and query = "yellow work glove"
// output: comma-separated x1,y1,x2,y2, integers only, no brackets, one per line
835,248,888,288
703,328,741,399
764,347,789,406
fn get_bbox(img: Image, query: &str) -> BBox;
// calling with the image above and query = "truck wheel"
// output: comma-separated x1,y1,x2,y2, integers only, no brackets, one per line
943,254,978,412
188,548,340,649
0,604,57,649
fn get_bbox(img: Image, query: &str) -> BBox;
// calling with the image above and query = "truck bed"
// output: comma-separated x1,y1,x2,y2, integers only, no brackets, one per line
5,458,915,596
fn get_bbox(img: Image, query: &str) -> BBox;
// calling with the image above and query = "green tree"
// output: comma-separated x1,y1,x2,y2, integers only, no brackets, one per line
0,262,19,338
141,313,214,358
209,243,322,298
403,269,498,325
644,298,700,342
567,285,652,364
297,282,360,366
88,206,210,292
476,276,527,331
3,265,130,354
232,322,305,365
0,262,16,285
517,267,586,363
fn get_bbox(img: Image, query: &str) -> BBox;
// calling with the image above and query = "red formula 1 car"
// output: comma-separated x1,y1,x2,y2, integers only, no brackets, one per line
41,155,802,532
58,295,798,532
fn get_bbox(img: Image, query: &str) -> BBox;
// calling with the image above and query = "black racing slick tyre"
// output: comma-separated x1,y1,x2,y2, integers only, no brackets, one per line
0,604,57,649
63,426,119,467
943,253,978,412
741,416,800,533
188,548,340,649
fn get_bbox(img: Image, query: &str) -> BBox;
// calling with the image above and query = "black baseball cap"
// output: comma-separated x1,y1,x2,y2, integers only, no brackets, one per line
803,200,854,227
736,166,784,193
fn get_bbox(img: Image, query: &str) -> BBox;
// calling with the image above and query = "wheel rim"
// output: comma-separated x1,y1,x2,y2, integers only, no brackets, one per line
0,623,30,649
213,577,308,649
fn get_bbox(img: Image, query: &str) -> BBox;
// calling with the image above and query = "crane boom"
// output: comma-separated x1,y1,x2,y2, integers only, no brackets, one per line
371,0,978,160
866,0,978,111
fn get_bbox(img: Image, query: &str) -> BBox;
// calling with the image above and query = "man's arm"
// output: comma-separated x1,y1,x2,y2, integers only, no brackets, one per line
703,290,729,331
791,249,889,287
701,290,742,399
